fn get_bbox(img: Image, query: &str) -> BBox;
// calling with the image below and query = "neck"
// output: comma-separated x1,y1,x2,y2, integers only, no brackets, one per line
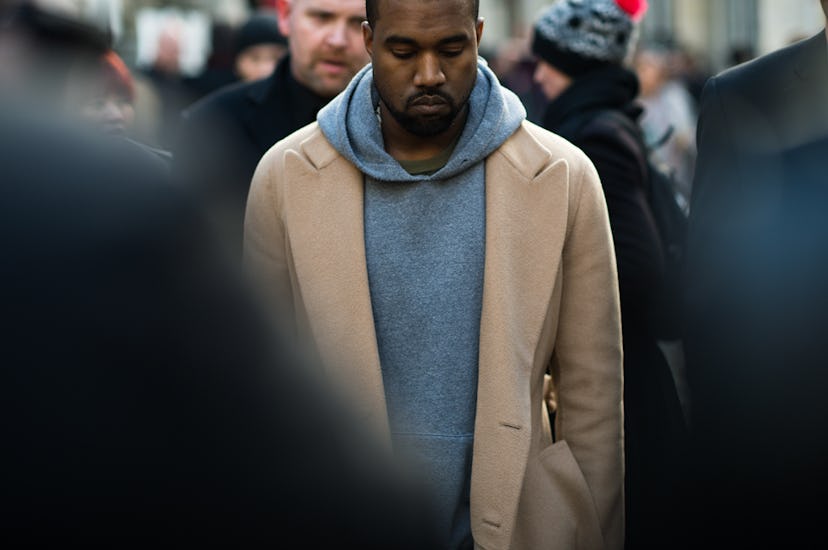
380,102,468,161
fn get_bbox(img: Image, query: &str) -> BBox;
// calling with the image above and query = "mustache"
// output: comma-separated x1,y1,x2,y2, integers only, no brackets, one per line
406,90,453,108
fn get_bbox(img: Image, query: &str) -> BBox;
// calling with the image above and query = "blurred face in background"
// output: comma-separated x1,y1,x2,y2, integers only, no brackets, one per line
67,50,136,135
275,0,369,98
533,59,572,102
235,42,287,82
634,50,668,98
80,92,134,135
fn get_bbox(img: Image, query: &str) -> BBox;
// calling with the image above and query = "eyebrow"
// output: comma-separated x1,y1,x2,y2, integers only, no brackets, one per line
384,33,471,47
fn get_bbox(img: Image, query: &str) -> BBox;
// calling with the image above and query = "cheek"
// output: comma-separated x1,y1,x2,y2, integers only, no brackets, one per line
121,104,135,126
80,105,100,120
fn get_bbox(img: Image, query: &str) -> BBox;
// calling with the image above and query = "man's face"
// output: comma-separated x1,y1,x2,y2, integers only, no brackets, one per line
364,0,483,138
533,59,572,102
235,43,287,83
276,0,369,98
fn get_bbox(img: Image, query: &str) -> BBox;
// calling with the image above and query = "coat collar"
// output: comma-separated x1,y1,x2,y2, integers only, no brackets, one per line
242,56,328,153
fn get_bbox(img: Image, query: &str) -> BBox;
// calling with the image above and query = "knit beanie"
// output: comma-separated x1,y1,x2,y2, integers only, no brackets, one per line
532,0,648,77
233,11,286,57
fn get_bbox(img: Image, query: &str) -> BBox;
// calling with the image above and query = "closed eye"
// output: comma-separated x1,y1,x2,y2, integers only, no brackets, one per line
391,50,416,59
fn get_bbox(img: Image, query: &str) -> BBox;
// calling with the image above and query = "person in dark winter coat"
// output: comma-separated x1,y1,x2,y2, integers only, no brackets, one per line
679,3,828,548
531,1,688,548
172,0,370,257
0,3,439,545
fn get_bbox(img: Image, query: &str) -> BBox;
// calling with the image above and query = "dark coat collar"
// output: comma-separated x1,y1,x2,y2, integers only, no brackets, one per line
241,55,328,153
540,65,641,140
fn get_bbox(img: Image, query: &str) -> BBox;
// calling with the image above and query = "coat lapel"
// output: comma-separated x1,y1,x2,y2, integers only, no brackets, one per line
471,123,572,549
281,129,390,441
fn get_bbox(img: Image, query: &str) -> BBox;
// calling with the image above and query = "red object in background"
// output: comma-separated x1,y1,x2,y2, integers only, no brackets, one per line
101,50,135,101
257,0,278,10
615,0,648,21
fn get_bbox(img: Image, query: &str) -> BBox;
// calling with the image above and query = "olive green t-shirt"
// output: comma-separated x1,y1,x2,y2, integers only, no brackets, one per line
397,137,460,176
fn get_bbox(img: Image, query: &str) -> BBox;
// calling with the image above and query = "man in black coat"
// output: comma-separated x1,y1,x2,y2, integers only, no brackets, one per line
681,4,828,547
0,4,437,545
173,0,370,256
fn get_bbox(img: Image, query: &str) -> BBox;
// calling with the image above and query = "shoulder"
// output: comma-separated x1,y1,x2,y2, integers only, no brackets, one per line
712,32,822,96
500,120,598,176
256,122,332,171
495,121,606,214
181,77,271,124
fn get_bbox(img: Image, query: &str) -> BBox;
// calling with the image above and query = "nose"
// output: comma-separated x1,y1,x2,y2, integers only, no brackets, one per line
533,62,546,85
102,99,125,123
414,53,446,88
326,20,348,49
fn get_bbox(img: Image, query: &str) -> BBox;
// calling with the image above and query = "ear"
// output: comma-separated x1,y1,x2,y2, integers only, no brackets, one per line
475,17,484,45
275,0,292,37
362,21,374,58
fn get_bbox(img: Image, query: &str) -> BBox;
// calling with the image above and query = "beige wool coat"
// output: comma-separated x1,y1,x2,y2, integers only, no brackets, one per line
244,120,625,550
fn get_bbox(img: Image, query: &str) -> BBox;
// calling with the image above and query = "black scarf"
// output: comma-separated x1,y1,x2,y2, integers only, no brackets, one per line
541,65,642,140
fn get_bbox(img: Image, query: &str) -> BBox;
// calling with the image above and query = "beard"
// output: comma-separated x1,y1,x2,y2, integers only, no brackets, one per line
380,89,469,138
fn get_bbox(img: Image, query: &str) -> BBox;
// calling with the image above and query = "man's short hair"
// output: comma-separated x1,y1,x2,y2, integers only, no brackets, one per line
365,0,480,29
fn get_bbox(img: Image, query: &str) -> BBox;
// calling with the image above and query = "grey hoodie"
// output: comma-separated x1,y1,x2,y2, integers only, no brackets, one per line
318,61,525,548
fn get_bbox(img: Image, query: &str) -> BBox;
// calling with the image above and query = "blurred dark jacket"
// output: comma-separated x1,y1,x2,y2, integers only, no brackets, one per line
0,109,437,547
540,65,689,550
173,55,327,257
682,31,828,549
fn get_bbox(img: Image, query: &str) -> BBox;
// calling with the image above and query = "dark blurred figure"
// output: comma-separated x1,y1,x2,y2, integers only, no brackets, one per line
64,48,172,164
727,43,755,67
531,1,689,548
0,2,438,546
232,10,287,83
672,47,709,112
187,11,287,97
489,36,546,123
634,44,697,206
173,0,370,258
139,17,199,149
681,4,828,549
66,49,136,136
184,20,238,98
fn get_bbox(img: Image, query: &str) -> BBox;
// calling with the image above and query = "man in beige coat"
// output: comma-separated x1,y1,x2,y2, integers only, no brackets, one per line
244,0,624,548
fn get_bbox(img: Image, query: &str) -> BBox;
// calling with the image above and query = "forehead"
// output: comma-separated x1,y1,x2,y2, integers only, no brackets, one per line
294,0,365,16
373,0,476,37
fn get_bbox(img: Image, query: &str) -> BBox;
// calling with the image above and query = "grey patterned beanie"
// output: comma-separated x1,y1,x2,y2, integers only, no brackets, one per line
532,0,648,77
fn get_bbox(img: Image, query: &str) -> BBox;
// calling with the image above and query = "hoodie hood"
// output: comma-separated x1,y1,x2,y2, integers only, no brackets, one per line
317,59,526,183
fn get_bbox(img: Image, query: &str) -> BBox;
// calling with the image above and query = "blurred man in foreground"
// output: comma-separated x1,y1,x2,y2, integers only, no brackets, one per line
681,2,828,548
0,2,436,545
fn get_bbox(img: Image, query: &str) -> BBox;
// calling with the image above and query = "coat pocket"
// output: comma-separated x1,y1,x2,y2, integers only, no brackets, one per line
510,440,604,550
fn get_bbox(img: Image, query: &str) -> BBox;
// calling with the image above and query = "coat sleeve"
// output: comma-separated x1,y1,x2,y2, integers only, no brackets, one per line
577,129,664,319
243,148,295,328
549,154,625,550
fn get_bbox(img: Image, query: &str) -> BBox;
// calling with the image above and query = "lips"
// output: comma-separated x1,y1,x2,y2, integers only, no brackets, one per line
408,94,450,116
319,59,348,73
410,94,448,107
